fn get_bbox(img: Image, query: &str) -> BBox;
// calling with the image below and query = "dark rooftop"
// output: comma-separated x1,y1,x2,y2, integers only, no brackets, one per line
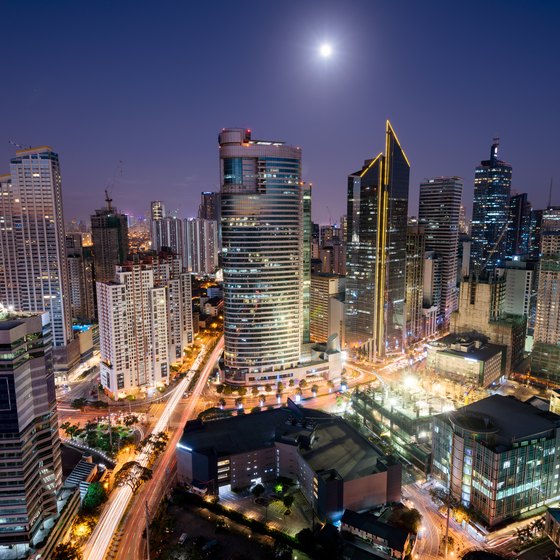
179,402,393,481
441,395,560,451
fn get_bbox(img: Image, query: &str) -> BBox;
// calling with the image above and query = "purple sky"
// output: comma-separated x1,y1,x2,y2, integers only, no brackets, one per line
1,1,558,224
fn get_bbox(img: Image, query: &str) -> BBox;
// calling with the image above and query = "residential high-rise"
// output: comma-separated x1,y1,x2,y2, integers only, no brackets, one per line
184,218,219,275
219,128,303,385
405,223,425,344
0,147,71,347
532,230,560,381
458,204,468,235
151,215,185,268
91,193,129,283
198,192,220,221
66,233,95,323
470,140,512,273
310,273,345,345
97,252,193,398
150,200,166,222
506,193,531,257
529,209,544,258
345,121,410,359
302,182,312,343
0,309,62,549
419,177,463,328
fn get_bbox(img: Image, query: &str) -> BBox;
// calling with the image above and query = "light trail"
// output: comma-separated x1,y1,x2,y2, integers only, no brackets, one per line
82,340,220,560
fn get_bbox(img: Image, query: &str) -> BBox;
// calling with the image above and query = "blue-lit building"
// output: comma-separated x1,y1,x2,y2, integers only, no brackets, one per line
345,121,410,360
506,193,532,258
470,141,512,273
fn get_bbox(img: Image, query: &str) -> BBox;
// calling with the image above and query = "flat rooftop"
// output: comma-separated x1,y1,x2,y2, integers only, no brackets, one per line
442,395,560,450
179,402,394,481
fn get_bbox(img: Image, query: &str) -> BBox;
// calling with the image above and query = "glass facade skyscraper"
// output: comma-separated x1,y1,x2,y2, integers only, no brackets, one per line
471,141,512,274
219,129,303,385
506,192,531,257
345,122,410,359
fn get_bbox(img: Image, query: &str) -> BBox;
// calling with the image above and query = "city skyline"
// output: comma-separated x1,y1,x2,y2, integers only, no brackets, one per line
2,1,559,224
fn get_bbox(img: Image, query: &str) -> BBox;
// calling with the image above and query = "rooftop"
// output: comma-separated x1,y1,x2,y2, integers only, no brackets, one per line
441,395,560,450
179,401,394,481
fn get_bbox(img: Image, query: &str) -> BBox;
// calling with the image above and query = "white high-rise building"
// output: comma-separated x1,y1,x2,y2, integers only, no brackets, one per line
97,253,193,398
219,128,303,385
419,176,463,329
152,216,186,268
0,147,71,347
184,217,218,275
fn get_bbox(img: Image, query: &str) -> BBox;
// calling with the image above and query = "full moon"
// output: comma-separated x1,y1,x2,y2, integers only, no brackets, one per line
319,43,333,58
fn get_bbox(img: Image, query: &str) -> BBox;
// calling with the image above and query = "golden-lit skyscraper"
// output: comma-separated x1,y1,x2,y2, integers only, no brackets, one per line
345,122,410,359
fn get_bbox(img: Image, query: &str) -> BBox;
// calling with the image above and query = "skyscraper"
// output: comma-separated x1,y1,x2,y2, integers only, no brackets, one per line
0,147,71,347
198,192,220,221
302,182,312,343
470,140,512,273
219,128,303,385
419,176,463,328
66,232,96,323
91,193,129,283
0,309,62,549
151,215,185,268
405,223,425,343
184,218,219,275
345,121,410,359
506,193,532,257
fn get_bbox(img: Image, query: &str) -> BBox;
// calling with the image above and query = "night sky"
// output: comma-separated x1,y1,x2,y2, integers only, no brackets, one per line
2,1,558,224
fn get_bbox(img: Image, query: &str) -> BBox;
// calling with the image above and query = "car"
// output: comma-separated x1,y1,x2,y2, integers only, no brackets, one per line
178,533,188,545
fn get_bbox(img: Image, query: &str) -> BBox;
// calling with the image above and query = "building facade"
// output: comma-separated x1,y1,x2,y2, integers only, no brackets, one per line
419,177,463,328
470,141,512,273
198,192,220,221
151,215,185,268
432,395,560,526
506,193,532,258
91,195,129,283
184,217,219,275
310,273,345,345
405,223,425,343
345,122,410,359
0,310,62,549
0,147,71,348
66,233,96,323
219,128,303,385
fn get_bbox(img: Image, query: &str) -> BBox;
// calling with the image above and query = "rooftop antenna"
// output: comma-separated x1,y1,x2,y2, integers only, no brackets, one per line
491,137,500,160
105,188,113,211
548,177,554,208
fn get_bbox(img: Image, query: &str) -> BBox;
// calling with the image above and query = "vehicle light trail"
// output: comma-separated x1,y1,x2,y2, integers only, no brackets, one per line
82,339,221,560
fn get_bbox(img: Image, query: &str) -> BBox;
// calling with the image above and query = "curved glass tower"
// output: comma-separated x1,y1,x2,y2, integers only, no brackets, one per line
219,129,303,385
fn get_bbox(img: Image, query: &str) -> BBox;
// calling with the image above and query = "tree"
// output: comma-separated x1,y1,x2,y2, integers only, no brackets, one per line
295,388,302,396
61,421,81,439
223,385,232,396
296,528,315,549
114,461,153,493
311,384,319,396
52,543,82,560
251,484,265,498
283,495,295,514
265,384,272,393
238,387,247,396
216,384,224,394
389,507,423,534
288,379,295,387
218,397,226,409
277,381,284,393
299,379,307,389
258,394,266,405
123,414,139,428
82,482,107,512
71,397,87,409
235,397,244,408
251,386,259,396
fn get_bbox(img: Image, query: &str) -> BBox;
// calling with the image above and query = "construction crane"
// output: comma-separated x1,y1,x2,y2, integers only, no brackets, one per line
8,140,31,150
104,160,123,210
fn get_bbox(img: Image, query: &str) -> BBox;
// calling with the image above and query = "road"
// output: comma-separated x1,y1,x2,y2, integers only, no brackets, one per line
82,337,223,560
115,337,224,560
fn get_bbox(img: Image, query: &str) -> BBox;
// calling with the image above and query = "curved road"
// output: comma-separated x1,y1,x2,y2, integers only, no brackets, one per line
82,337,223,560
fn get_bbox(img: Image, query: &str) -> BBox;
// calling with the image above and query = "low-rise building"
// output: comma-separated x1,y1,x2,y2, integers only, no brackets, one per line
432,395,560,527
545,507,560,554
427,334,505,387
341,509,413,559
176,401,401,522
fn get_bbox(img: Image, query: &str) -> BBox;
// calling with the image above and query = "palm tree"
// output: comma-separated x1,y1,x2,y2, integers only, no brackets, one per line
311,384,319,396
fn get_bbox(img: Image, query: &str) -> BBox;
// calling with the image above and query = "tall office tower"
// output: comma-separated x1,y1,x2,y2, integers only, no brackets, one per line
66,233,95,323
302,182,312,343
310,273,346,344
529,209,544,258
345,121,410,359
532,230,560,381
91,193,129,283
470,140,512,273
498,259,537,326
506,193,532,257
184,218,219,275
0,309,62,549
458,204,468,235
219,128,303,385
97,254,193,398
0,147,71,347
405,223,425,344
423,250,442,317
419,177,463,328
198,191,221,221
151,216,185,267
